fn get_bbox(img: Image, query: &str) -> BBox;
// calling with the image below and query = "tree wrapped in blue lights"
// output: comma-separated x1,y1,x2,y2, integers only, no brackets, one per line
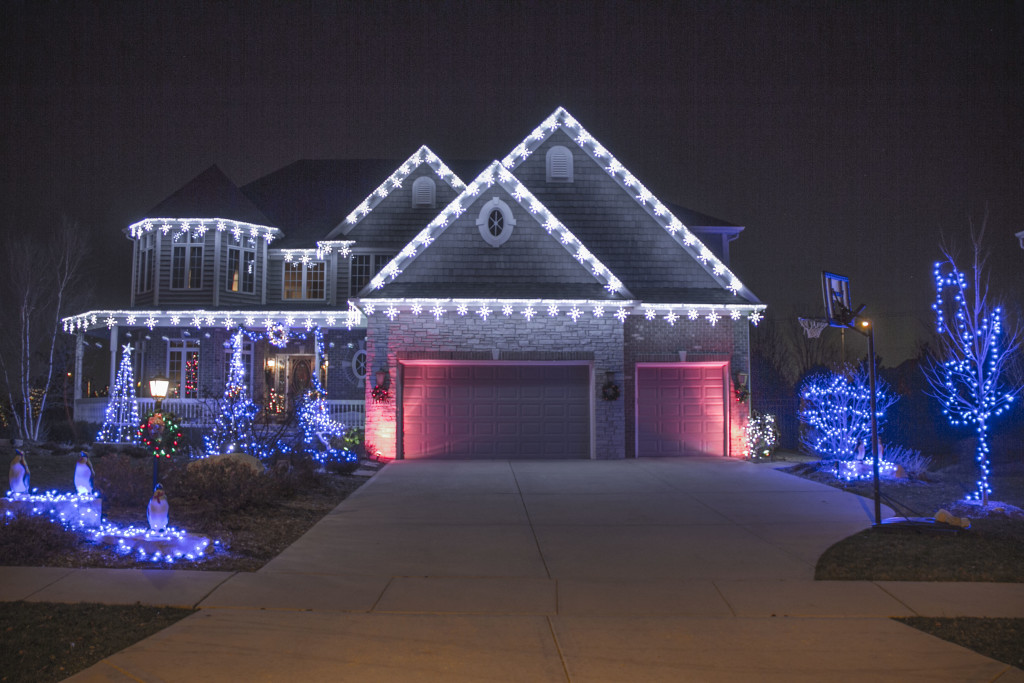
97,344,140,444
923,227,1021,505
798,365,897,461
296,329,356,470
204,331,259,456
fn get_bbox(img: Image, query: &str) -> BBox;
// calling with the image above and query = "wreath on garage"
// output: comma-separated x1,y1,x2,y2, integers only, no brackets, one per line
601,381,621,401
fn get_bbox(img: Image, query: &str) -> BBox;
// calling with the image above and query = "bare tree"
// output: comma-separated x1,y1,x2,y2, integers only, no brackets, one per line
923,215,1022,505
0,217,89,441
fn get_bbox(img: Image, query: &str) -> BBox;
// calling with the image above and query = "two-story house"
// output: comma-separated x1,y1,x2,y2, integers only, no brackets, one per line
64,108,765,459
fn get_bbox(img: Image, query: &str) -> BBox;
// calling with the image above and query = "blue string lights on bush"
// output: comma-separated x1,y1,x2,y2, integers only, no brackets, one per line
798,366,897,461
204,330,259,457
925,254,1020,505
97,344,140,444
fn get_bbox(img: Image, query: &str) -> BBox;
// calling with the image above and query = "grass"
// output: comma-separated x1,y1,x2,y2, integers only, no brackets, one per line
0,601,194,683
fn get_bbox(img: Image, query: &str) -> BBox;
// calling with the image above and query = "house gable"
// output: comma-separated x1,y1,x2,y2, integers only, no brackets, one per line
325,146,467,246
358,161,631,301
502,108,759,305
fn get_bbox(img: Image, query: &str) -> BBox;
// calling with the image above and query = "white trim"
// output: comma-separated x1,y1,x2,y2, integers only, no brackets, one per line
128,218,280,244
476,197,515,247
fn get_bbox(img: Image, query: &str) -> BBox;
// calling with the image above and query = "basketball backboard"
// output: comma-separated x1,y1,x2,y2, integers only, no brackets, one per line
822,271,853,327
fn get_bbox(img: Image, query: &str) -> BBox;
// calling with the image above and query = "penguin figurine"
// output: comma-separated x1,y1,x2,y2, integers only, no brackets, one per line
9,449,29,494
74,451,95,496
147,484,169,532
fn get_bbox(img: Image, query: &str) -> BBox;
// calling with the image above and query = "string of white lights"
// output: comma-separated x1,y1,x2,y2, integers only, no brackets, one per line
128,218,282,243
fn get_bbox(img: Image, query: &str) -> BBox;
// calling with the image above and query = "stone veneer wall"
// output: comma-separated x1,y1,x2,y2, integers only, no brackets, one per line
365,314,625,459
623,316,751,458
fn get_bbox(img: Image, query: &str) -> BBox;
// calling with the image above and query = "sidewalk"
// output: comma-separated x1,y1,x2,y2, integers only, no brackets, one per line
2,458,1021,682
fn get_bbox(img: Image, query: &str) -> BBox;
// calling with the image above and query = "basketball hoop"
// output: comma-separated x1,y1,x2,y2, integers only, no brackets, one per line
798,317,829,339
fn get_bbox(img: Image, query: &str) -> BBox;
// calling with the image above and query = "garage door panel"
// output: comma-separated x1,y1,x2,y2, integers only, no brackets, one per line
403,364,590,459
637,364,727,457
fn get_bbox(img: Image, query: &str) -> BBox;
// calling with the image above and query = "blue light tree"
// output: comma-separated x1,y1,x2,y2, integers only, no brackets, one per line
97,344,140,444
798,365,897,461
296,329,355,470
204,331,259,456
923,227,1021,505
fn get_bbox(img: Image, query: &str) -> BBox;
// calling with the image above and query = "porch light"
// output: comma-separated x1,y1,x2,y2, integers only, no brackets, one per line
375,368,390,388
149,374,170,410
735,372,748,388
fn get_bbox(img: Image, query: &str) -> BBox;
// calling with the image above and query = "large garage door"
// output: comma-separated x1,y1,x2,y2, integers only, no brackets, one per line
636,363,727,457
402,363,590,459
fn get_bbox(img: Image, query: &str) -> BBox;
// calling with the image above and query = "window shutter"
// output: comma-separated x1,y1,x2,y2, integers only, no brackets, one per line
551,149,569,178
412,177,435,207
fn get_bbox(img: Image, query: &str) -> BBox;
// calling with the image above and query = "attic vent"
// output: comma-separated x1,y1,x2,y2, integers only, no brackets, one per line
546,145,573,182
412,176,436,208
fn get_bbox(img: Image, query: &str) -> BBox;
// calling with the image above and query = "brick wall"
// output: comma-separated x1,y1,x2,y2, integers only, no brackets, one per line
365,314,625,459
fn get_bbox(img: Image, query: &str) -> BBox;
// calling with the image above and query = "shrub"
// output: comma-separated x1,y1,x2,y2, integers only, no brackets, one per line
884,444,933,479
171,458,289,512
798,365,898,460
745,411,780,460
92,454,154,507
0,515,80,565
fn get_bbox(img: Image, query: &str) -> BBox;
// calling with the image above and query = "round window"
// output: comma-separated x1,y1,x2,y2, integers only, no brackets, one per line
351,349,367,380
487,209,504,237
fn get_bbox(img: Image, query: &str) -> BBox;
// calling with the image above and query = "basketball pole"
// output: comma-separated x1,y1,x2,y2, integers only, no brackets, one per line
852,318,881,526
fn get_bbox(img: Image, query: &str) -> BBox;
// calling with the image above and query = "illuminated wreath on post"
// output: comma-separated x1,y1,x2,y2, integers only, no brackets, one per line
138,411,184,458
601,382,621,401
268,323,290,348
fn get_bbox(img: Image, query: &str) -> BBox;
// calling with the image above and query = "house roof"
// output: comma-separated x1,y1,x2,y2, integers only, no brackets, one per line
136,165,273,229
500,107,760,305
359,160,633,301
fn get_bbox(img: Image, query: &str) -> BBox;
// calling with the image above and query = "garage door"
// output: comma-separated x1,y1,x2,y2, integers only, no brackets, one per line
402,363,590,459
636,363,727,457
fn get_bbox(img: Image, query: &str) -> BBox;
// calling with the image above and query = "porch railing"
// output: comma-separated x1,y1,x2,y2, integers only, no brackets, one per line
74,398,366,430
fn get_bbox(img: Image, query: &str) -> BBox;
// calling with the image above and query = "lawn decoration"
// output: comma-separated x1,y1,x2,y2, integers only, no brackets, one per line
798,366,897,461
8,449,29,494
744,412,779,461
204,330,259,457
96,343,140,444
147,484,169,531
138,411,184,459
74,451,95,495
0,490,101,528
88,522,213,563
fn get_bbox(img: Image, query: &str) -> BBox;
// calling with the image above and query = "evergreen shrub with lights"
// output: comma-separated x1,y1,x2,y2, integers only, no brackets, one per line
798,365,898,461
204,331,259,457
744,411,780,461
97,344,140,444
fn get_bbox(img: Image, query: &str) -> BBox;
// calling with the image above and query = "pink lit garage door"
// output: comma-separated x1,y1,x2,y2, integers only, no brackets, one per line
401,363,590,459
636,364,728,457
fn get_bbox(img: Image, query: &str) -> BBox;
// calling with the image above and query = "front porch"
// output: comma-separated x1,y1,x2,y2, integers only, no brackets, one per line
73,397,366,429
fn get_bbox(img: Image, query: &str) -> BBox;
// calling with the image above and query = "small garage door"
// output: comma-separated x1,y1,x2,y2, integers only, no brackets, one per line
636,363,727,457
402,363,590,459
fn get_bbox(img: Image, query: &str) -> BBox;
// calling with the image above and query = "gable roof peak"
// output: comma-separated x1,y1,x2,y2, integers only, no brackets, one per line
360,160,632,299
500,108,759,303
326,145,466,239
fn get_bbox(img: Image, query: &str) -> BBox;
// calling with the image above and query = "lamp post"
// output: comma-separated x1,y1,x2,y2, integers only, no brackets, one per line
854,319,881,526
149,374,170,490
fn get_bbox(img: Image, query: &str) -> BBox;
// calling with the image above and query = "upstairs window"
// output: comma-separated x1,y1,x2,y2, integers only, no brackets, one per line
546,145,573,182
411,176,436,208
476,198,515,247
226,235,257,294
349,253,393,295
171,232,204,289
283,259,325,299
136,233,155,294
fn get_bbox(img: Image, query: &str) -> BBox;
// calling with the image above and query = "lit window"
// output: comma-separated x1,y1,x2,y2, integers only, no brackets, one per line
167,340,200,399
283,260,326,299
226,236,257,294
136,233,155,294
546,145,573,182
349,253,393,295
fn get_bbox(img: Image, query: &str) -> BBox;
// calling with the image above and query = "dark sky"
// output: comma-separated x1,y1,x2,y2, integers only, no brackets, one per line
3,1,1022,364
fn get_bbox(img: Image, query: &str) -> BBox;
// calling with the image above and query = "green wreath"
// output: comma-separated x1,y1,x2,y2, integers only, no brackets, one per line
138,411,183,458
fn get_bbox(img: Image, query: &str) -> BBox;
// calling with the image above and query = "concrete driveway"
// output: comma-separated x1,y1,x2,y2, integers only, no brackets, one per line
64,458,1023,682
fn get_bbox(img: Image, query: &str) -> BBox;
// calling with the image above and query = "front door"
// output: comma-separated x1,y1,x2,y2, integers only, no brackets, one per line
266,354,314,416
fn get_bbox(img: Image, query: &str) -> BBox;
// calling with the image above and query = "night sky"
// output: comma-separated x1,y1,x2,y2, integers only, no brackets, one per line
3,1,1022,365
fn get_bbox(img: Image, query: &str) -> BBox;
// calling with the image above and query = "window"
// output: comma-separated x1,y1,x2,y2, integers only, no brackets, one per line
171,232,204,289
222,339,254,390
167,340,200,399
351,349,367,381
411,176,436,208
283,260,326,299
136,233,155,293
476,198,515,247
349,253,393,294
226,235,257,294
546,145,573,182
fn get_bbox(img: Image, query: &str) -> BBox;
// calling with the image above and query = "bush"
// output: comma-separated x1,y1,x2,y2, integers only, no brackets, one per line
885,444,933,479
0,515,80,565
170,458,289,512
799,365,898,460
92,454,154,507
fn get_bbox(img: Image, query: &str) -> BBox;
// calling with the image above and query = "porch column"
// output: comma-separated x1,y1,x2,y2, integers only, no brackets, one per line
74,331,84,400
108,324,119,393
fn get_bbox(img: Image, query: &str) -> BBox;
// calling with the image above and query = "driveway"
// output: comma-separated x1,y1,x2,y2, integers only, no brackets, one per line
65,458,1023,682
